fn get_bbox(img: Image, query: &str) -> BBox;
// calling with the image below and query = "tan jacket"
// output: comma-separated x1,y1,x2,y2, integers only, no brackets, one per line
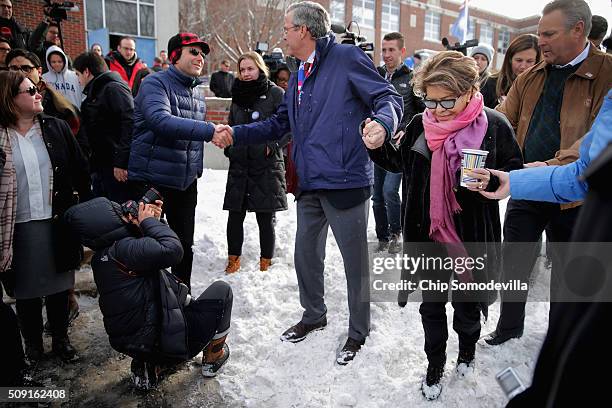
497,45,612,209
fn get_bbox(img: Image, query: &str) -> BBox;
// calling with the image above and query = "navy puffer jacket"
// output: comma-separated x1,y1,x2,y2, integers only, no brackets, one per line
128,65,216,191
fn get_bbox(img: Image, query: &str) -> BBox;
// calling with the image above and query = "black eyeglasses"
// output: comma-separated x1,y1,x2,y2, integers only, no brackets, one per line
188,48,206,58
422,97,459,110
8,65,36,73
17,86,38,96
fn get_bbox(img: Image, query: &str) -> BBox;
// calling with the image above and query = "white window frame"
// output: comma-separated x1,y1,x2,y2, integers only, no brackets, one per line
381,0,400,33
497,28,510,55
479,24,494,47
330,0,345,24
424,10,440,42
84,0,156,39
352,0,376,29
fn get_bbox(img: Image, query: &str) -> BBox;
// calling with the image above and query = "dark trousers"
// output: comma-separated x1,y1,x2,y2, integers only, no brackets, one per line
184,281,233,358
420,269,481,368
92,167,134,203
16,289,70,345
0,284,26,385
497,199,580,335
227,211,275,259
134,180,198,290
372,164,402,241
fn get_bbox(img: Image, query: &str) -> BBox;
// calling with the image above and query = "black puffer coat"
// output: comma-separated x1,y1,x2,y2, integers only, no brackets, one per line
223,82,287,212
369,108,523,300
65,197,187,362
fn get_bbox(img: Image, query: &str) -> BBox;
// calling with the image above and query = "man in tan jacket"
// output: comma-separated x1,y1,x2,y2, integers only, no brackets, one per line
485,0,612,346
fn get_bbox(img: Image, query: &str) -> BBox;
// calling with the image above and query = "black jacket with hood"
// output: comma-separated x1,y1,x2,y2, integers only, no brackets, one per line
65,197,189,363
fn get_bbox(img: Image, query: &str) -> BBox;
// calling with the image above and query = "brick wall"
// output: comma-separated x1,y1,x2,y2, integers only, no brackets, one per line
12,0,86,60
204,97,231,124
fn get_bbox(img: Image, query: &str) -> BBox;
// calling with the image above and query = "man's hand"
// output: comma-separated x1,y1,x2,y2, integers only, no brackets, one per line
137,201,162,224
478,168,510,200
524,161,547,168
212,124,233,148
362,118,387,149
113,167,128,182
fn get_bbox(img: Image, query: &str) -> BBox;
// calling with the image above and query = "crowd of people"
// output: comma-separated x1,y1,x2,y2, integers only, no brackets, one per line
0,0,611,405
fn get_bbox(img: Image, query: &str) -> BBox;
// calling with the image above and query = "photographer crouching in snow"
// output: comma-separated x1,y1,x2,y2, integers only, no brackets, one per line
64,194,233,390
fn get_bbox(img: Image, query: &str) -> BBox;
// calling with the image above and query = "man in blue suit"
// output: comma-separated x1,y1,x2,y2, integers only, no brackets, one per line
216,1,402,364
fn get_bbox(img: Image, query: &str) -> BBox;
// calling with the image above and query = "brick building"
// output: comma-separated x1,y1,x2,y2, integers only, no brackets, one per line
11,0,179,65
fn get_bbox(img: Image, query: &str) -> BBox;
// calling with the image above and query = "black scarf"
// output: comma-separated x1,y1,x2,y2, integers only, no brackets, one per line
231,73,270,108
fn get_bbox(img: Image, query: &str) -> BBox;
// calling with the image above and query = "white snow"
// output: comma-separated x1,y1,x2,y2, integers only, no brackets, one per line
189,169,550,407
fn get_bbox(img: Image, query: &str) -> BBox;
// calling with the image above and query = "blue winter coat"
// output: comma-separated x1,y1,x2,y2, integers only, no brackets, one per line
128,65,215,191
232,34,403,191
509,88,612,203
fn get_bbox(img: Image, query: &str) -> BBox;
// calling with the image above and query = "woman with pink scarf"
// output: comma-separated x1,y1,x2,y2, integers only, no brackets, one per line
366,51,523,401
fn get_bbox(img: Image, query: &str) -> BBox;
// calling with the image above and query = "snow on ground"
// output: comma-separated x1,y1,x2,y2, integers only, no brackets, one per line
189,169,551,408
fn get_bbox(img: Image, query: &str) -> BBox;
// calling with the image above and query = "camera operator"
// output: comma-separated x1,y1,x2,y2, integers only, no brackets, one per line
65,195,233,390
0,0,28,50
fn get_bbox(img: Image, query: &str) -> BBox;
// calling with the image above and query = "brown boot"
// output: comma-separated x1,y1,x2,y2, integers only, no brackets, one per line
225,255,240,274
259,257,272,271
202,336,230,377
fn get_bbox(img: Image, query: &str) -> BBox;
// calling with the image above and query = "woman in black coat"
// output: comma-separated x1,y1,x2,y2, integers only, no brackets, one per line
366,52,523,401
0,70,91,363
223,51,287,273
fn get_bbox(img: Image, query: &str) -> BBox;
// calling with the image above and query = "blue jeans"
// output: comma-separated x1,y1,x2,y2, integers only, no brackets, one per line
372,164,401,241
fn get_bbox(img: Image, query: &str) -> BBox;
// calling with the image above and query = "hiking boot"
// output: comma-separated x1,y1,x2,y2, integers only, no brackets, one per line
376,240,389,252
280,317,327,343
260,257,272,271
421,364,444,401
52,337,77,362
202,344,230,377
483,329,523,346
225,255,240,274
456,348,475,377
131,359,160,391
388,233,402,254
336,337,365,365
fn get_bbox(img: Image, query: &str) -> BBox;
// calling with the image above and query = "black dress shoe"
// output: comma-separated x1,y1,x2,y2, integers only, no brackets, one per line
336,337,365,365
483,329,523,346
280,317,327,343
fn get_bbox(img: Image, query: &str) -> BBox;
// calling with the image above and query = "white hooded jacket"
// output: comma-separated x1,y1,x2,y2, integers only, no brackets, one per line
42,45,82,109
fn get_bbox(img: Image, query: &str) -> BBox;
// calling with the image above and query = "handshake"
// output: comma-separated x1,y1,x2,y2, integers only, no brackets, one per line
212,124,234,149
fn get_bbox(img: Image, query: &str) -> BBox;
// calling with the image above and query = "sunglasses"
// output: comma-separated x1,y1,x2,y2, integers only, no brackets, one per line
8,65,36,73
188,48,206,58
17,86,39,96
422,97,459,110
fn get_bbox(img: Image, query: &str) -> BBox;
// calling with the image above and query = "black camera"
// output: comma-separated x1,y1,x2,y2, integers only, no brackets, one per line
331,23,374,57
441,37,479,55
121,188,164,219
43,0,77,22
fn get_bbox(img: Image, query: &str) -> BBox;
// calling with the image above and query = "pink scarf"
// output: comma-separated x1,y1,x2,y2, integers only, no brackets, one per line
423,92,488,282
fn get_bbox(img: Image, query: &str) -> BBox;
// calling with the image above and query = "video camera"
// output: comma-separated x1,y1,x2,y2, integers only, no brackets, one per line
43,0,78,22
331,23,374,57
121,188,164,220
441,37,479,56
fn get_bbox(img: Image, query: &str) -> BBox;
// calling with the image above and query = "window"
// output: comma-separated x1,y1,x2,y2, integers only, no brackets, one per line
86,0,156,38
467,18,476,41
352,0,375,29
330,0,345,24
381,0,400,33
480,24,494,47
424,10,440,42
498,28,510,54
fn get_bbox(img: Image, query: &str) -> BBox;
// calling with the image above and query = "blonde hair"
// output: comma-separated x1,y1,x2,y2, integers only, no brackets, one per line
411,51,480,98
237,51,269,80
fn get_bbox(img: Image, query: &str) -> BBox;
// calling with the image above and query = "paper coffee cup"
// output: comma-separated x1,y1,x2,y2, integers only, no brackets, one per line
460,149,489,187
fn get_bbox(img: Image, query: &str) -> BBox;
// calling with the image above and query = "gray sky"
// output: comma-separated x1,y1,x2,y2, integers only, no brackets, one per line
469,0,610,33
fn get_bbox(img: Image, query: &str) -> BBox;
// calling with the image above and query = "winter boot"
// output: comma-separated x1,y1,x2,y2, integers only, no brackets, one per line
260,257,272,271
24,338,44,364
336,337,365,365
421,364,444,401
52,336,77,362
225,255,241,274
131,359,160,390
202,335,230,377
456,348,476,377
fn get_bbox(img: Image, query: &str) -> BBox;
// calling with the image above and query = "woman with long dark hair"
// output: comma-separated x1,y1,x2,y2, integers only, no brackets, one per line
0,70,90,363
495,34,541,103
223,51,287,273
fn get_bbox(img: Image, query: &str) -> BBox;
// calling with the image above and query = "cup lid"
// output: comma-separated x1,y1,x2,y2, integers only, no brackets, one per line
461,149,489,155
